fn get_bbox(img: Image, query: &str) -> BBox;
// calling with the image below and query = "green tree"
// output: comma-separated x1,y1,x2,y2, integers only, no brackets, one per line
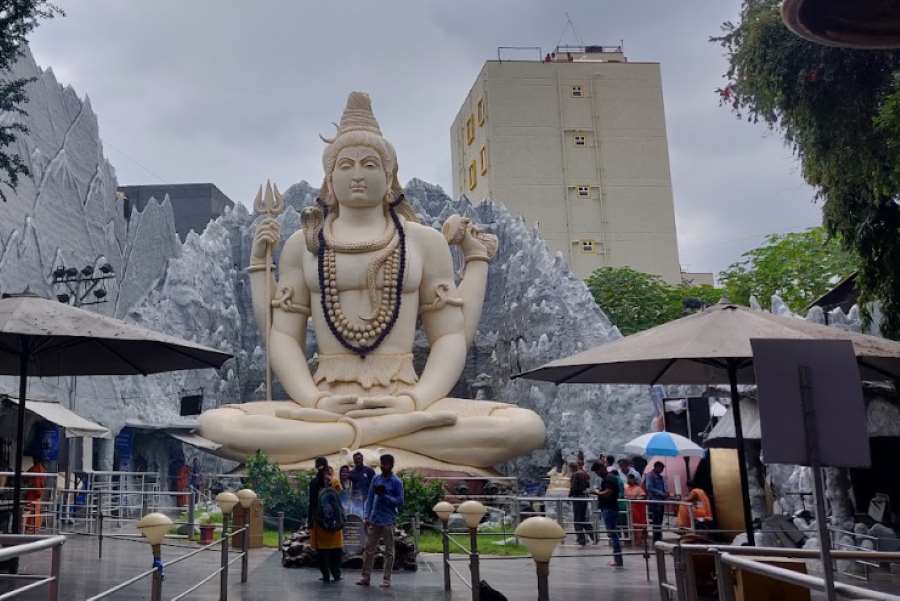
713,0,900,336
586,267,723,335
0,1,62,201
718,227,858,311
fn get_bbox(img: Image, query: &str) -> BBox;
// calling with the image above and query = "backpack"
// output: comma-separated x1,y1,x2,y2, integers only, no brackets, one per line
316,486,345,532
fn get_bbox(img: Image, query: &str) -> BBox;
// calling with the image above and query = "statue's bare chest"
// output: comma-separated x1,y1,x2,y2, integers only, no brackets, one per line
301,245,423,294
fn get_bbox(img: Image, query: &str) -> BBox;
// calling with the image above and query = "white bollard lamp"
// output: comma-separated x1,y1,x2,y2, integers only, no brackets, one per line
236,489,257,509
515,517,565,601
433,501,455,523
215,491,239,514
137,512,173,546
457,500,487,529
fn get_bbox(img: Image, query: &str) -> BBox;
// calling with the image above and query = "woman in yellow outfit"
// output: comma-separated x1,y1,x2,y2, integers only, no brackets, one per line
308,458,344,582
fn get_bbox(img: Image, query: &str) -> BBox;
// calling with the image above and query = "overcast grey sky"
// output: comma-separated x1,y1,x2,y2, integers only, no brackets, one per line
27,1,821,277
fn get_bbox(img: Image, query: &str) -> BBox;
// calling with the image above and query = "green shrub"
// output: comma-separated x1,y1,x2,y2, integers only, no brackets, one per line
397,471,444,524
244,450,311,522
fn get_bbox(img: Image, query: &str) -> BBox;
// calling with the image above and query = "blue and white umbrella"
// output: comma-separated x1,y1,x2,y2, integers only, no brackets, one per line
624,431,705,458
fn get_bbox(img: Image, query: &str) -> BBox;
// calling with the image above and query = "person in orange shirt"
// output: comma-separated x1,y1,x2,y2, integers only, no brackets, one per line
676,481,713,530
624,473,648,546
24,460,47,533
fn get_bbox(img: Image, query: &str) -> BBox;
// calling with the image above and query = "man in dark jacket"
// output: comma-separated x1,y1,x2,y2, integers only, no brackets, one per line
568,461,596,546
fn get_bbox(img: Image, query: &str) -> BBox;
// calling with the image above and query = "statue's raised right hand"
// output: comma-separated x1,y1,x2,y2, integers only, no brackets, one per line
251,217,280,262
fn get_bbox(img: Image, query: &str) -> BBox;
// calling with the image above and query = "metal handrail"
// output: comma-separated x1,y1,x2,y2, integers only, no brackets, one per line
720,552,900,601
655,541,900,601
0,535,65,562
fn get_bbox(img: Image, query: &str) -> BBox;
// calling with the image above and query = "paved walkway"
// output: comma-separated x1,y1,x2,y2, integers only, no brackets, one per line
4,536,661,601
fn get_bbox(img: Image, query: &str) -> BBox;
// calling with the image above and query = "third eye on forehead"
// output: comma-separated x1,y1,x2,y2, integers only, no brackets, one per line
336,147,382,167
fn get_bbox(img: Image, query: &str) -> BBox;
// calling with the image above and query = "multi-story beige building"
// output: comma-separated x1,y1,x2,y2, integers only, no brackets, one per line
451,46,683,282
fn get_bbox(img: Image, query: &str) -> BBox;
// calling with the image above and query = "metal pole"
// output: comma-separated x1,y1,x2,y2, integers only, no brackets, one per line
220,513,230,601
241,508,249,583
643,522,650,582
12,339,30,538
469,528,480,601
49,542,61,601
97,491,104,559
187,490,195,540
536,560,550,601
799,365,837,601
277,512,284,551
150,543,162,601
728,360,756,545
441,520,451,592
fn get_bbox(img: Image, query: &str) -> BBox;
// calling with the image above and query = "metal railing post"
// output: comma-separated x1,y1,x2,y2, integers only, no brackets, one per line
187,489,196,540
441,520,451,592
536,560,550,601
219,513,230,601
643,524,651,582
672,545,688,601
97,491,104,559
412,514,420,552
714,551,735,601
277,512,284,551
241,510,250,583
469,527,480,601
655,547,669,600
150,543,163,601
49,542,61,601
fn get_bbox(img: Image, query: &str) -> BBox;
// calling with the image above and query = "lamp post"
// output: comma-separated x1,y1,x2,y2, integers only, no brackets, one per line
433,501,455,592
515,517,564,601
137,512,173,601
216,491,238,601
236,489,257,584
458,500,487,601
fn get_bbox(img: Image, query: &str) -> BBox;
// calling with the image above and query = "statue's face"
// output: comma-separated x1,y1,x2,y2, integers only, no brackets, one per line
331,145,388,209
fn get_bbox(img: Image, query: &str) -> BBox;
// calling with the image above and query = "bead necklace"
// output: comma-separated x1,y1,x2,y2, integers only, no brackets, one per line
317,196,407,358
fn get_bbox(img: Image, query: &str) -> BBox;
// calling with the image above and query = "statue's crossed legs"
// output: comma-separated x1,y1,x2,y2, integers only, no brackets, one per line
198,398,544,468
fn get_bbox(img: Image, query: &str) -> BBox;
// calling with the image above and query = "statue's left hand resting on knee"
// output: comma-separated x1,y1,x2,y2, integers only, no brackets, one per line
199,92,544,468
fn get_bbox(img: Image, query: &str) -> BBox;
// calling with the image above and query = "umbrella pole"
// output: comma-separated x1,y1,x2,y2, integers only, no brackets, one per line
728,360,756,545
12,339,30,536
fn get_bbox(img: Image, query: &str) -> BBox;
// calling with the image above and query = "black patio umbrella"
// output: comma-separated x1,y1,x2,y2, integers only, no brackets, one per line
515,301,900,545
0,293,232,535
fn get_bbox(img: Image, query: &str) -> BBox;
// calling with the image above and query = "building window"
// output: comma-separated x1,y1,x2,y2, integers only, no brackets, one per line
571,84,584,97
576,185,590,197
479,145,488,175
466,115,475,145
477,98,485,125
468,160,477,191
574,134,586,146
581,240,596,253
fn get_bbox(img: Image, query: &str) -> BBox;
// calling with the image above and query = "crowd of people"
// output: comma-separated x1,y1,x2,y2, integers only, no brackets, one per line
567,452,713,569
306,452,404,588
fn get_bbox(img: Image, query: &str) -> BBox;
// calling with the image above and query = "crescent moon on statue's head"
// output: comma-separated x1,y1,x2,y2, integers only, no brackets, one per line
318,122,340,144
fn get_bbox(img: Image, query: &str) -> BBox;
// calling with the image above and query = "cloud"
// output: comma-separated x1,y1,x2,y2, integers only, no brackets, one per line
27,0,822,276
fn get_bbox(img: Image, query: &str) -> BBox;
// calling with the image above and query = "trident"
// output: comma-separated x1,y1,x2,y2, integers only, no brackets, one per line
253,180,285,402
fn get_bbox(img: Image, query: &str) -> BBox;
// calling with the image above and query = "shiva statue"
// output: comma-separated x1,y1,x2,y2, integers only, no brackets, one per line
199,92,545,474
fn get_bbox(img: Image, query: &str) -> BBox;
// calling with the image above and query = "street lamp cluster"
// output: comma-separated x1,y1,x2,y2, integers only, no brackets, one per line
51,261,115,306
432,499,564,601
